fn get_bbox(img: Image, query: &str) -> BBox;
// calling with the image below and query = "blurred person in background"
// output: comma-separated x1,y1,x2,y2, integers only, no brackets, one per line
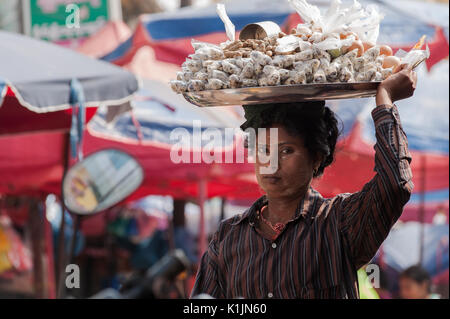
399,265,441,299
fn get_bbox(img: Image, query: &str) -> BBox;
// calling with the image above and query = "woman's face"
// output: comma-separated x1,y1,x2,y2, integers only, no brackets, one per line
399,277,429,299
254,124,320,200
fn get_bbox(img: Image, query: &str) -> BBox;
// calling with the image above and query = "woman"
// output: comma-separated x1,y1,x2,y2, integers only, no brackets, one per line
399,265,440,299
191,64,417,299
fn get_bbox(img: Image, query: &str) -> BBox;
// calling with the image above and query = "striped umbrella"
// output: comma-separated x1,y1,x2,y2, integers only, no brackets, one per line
101,0,448,70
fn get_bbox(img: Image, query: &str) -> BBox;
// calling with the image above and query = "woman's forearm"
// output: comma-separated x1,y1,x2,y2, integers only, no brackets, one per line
376,86,393,106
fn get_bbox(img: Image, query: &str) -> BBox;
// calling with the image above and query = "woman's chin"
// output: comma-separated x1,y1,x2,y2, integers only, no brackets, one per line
260,180,284,194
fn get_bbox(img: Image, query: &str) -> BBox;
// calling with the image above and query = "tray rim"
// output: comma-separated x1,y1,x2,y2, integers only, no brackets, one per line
183,81,381,107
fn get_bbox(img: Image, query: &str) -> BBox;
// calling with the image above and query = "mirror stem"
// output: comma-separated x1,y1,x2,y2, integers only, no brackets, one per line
67,214,80,267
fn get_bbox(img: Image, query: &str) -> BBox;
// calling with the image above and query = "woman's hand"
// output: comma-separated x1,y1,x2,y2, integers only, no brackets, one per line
376,63,418,106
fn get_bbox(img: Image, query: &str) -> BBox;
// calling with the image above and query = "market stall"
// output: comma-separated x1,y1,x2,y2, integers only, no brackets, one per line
0,30,139,136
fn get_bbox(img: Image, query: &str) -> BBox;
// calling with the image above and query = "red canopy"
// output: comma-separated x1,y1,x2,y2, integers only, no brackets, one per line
0,127,262,200
312,122,449,197
0,87,98,136
0,131,64,196
83,128,262,201
76,21,132,59
2,122,446,201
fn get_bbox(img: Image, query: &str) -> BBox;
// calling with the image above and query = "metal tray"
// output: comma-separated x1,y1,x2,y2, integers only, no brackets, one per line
183,82,380,107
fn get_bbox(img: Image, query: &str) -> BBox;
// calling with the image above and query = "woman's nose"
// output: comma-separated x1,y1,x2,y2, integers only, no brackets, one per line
264,152,280,173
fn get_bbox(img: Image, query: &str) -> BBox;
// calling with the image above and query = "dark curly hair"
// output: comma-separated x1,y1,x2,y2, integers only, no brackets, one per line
240,101,341,177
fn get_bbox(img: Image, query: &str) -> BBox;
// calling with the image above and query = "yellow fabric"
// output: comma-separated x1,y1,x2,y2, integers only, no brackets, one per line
0,227,10,251
0,227,12,273
358,268,380,299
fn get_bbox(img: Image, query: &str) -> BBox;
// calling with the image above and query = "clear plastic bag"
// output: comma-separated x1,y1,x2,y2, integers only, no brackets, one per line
289,0,383,48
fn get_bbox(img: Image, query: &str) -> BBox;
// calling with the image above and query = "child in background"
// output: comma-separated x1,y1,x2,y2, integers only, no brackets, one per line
399,265,441,299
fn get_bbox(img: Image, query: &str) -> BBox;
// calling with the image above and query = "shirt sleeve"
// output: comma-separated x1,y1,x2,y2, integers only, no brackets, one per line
189,228,226,299
338,103,414,270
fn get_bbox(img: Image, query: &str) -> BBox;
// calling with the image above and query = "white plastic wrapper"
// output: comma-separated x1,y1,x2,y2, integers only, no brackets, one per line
401,45,430,69
288,0,323,29
216,4,235,42
313,35,355,51
349,4,384,45
191,39,222,51
299,40,312,51
275,35,301,54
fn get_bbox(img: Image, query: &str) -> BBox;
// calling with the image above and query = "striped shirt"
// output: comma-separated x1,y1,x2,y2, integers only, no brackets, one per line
190,104,413,299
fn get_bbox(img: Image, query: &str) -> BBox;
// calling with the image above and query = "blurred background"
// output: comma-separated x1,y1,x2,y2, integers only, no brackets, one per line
0,0,448,299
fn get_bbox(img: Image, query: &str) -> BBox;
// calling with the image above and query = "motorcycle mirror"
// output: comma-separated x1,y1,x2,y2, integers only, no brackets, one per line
62,149,144,215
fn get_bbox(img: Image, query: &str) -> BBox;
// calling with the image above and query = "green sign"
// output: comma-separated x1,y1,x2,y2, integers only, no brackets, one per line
24,0,110,42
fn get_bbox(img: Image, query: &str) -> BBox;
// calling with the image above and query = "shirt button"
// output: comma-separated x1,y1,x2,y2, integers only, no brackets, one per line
268,292,273,298
271,243,277,249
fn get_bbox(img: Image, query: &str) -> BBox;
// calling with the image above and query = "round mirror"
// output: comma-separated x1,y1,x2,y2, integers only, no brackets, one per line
62,149,144,215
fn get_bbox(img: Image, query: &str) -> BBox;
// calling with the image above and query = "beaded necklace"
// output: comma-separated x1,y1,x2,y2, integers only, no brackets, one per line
257,204,287,235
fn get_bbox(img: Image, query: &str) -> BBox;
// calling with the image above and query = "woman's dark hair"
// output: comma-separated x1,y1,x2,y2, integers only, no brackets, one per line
240,101,340,177
400,265,431,292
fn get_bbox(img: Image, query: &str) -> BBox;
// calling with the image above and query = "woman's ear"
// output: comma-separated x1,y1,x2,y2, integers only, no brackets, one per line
313,154,324,172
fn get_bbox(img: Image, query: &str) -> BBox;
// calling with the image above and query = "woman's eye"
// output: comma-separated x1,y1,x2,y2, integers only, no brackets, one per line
280,148,293,155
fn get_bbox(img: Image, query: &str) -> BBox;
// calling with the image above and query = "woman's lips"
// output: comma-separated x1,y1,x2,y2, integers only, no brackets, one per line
262,175,281,183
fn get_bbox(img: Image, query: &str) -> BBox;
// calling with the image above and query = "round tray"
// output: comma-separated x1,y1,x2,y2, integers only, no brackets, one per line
183,82,380,107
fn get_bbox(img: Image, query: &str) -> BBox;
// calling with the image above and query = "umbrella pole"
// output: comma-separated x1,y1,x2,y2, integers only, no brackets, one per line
198,179,207,261
56,133,70,299
43,200,56,299
418,154,426,265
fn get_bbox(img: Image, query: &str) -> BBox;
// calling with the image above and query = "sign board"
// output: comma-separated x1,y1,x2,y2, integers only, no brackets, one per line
22,0,121,47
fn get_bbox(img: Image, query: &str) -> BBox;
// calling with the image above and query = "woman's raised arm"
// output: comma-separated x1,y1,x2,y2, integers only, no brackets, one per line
337,64,417,270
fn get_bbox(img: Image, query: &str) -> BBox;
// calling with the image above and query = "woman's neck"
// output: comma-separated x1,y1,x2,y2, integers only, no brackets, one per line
264,186,309,223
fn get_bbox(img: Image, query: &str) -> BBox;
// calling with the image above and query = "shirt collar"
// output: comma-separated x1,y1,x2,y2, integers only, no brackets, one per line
230,186,322,226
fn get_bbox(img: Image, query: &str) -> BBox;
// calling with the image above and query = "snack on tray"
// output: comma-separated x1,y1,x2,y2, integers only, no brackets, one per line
170,0,429,94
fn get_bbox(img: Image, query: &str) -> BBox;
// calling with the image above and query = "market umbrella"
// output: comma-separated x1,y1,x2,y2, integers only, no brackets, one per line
0,28,141,195
0,30,139,135
101,0,448,70
0,30,140,298
75,21,180,84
